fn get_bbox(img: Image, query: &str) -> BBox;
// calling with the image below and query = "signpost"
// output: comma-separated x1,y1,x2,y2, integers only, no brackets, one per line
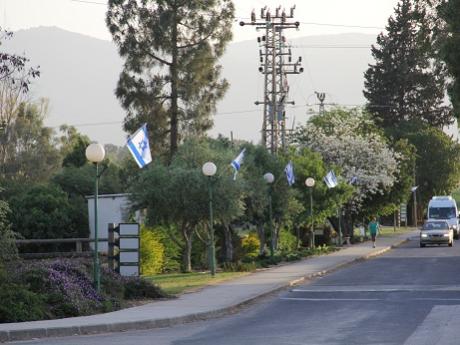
400,204,407,228
108,223,140,276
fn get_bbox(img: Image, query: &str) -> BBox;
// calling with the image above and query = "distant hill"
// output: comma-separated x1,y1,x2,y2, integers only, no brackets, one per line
2,27,377,146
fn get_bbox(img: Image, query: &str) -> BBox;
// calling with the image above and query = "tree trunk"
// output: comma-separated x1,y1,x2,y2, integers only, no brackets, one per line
295,226,301,249
256,223,266,256
274,222,281,251
181,223,193,273
223,224,234,262
169,9,179,159
341,212,353,239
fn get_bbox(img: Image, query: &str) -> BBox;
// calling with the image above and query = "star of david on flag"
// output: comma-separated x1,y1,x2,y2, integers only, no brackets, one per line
284,161,295,186
324,170,338,188
231,148,246,180
126,124,152,168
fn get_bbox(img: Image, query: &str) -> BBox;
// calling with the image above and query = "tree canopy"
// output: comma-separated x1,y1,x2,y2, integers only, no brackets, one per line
439,0,460,119
387,120,460,207
364,0,452,128
295,108,399,213
107,0,234,158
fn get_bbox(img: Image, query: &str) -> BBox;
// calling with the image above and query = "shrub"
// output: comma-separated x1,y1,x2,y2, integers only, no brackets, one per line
123,277,167,299
8,184,80,240
278,228,298,254
0,200,18,263
241,233,260,260
0,283,45,322
285,252,301,261
45,260,102,315
152,225,182,272
3,258,169,321
100,267,125,306
140,226,165,275
11,259,103,318
257,254,283,268
222,261,257,272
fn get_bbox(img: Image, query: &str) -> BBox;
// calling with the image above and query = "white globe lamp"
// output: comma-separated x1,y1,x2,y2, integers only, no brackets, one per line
305,177,315,187
202,162,217,177
263,172,275,184
85,143,106,163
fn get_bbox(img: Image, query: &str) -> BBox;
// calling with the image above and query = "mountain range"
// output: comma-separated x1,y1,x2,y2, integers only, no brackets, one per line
2,27,378,146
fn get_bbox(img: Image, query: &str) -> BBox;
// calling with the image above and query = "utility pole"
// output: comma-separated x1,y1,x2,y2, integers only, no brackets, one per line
240,6,303,154
312,91,336,116
315,91,326,116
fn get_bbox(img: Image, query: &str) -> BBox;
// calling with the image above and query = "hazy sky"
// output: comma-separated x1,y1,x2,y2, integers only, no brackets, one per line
2,0,399,41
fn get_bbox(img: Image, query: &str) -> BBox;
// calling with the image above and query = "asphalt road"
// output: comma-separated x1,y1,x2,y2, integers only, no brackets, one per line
14,236,460,345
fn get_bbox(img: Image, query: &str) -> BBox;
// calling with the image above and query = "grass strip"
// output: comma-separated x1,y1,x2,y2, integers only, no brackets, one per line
145,271,249,295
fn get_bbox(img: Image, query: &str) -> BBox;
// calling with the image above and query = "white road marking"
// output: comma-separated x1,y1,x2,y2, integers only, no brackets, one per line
291,285,460,293
280,297,381,301
404,305,460,345
281,297,460,302
413,298,460,301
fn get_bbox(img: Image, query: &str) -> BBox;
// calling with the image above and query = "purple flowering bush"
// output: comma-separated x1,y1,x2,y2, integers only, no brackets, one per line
1,258,166,322
10,259,103,318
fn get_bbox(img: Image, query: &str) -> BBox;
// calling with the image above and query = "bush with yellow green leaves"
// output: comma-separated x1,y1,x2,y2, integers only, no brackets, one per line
140,226,165,275
241,233,260,260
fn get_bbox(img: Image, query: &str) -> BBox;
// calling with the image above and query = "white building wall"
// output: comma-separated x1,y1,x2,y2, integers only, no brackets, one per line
87,193,131,252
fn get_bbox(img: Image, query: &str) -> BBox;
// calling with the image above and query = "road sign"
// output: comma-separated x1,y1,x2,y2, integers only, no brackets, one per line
108,223,140,276
400,204,407,222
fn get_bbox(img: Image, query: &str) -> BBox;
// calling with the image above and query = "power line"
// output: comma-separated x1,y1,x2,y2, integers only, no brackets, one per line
46,108,264,129
68,1,385,31
46,104,401,130
46,105,311,130
299,21,384,30
51,120,121,129
292,45,371,49
70,0,106,5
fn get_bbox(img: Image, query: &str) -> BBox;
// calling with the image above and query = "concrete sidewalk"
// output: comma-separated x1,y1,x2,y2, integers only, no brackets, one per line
0,230,418,343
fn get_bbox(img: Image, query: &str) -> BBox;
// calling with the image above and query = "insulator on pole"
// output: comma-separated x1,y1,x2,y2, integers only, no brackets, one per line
241,6,302,153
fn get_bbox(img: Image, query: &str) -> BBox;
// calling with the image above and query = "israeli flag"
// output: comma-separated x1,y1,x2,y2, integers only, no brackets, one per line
231,148,246,180
126,124,152,168
349,176,358,185
284,161,295,186
324,170,338,188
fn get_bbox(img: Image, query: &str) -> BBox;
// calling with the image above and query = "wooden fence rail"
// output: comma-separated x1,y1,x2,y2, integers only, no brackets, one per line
15,238,109,259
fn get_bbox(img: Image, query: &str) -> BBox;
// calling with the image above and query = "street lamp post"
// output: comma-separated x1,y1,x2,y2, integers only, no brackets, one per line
305,177,315,248
85,143,106,292
338,207,343,246
412,186,419,228
264,173,275,258
202,162,217,276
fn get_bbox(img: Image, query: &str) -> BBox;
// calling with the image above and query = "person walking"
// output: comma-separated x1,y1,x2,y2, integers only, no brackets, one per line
368,217,380,248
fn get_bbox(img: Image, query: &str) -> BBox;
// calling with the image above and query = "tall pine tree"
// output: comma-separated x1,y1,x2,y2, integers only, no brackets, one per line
438,0,460,120
107,0,234,158
364,0,452,128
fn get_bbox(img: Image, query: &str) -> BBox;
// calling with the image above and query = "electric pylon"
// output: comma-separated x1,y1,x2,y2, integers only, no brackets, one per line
240,6,303,154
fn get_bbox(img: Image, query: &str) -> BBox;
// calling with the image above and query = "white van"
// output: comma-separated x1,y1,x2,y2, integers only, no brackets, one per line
427,196,459,239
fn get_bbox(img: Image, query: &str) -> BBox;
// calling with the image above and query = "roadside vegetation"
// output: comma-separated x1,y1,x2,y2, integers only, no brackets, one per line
146,272,249,295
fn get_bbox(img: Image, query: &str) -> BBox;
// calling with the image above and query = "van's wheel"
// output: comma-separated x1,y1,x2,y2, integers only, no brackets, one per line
449,241,453,247
420,243,425,248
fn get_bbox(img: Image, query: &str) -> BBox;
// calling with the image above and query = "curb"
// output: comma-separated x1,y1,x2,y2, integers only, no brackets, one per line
0,236,411,343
